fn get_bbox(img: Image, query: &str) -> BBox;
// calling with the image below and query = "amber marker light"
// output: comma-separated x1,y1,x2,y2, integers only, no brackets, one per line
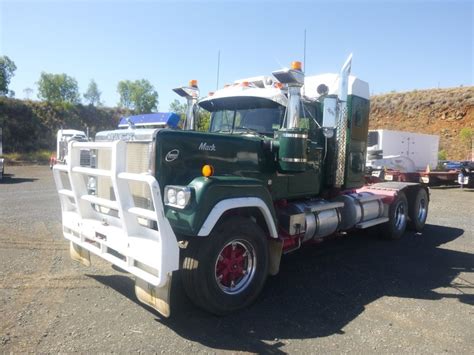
274,82,283,89
202,165,214,177
241,81,250,87
291,61,302,71
189,79,198,88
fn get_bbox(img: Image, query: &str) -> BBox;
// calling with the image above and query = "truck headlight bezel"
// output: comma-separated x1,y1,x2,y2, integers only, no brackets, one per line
164,185,192,209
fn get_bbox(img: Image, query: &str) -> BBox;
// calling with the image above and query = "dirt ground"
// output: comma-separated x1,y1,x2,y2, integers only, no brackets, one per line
1,165,473,353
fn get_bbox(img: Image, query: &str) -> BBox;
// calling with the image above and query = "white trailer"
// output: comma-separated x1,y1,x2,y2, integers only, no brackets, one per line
367,129,439,170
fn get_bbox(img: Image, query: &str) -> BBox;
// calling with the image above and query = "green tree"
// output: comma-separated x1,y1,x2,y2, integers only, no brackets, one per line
83,79,102,106
169,99,186,127
438,149,447,161
37,72,80,104
460,127,473,159
0,56,17,96
169,99,186,116
197,110,211,131
117,79,158,113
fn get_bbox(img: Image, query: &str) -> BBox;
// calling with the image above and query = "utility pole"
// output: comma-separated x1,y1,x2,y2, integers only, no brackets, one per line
216,50,221,90
303,29,307,73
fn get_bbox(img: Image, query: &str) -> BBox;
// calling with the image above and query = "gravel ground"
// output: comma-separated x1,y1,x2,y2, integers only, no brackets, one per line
0,165,473,353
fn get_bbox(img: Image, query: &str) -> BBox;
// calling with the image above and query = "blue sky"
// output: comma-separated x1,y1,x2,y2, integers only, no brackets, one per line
1,0,472,110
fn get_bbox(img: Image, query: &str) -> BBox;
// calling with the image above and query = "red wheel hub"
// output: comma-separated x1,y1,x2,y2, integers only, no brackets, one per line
216,243,247,288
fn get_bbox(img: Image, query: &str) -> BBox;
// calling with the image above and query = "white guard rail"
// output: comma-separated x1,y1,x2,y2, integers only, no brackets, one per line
52,140,179,287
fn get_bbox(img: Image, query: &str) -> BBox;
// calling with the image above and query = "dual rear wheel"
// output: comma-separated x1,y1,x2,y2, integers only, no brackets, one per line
381,187,429,240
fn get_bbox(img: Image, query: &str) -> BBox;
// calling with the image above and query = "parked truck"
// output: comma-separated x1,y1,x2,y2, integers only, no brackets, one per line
53,56,429,317
50,129,89,168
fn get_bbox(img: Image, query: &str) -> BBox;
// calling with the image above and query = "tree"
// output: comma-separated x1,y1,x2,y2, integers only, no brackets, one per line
23,87,33,100
117,79,158,113
169,99,186,116
197,110,211,131
169,99,186,127
37,72,80,104
84,79,102,106
460,127,473,160
117,80,133,109
0,56,17,96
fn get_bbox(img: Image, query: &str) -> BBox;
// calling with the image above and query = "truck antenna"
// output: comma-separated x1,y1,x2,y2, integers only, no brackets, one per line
303,28,307,73
216,50,221,90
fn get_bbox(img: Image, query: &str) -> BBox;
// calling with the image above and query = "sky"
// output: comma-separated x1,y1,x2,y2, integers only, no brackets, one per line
1,0,473,110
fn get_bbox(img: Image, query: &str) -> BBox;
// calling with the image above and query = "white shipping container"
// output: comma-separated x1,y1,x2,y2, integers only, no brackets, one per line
367,129,439,170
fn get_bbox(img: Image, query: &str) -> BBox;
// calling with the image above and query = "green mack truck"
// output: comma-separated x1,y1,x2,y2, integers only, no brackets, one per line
53,56,429,317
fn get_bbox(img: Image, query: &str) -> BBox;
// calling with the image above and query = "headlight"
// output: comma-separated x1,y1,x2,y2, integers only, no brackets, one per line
164,186,192,209
167,188,177,204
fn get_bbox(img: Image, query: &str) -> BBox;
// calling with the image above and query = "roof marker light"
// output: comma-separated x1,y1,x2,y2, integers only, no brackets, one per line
291,61,302,71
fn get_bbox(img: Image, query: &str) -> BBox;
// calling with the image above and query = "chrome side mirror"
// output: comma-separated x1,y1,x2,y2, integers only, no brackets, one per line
322,97,337,138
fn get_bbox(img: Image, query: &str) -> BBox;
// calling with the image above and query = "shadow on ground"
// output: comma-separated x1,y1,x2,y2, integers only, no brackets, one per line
89,224,472,353
0,174,38,184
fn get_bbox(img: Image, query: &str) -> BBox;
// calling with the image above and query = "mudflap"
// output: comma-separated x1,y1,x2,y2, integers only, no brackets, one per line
135,275,173,318
268,239,283,276
70,241,91,267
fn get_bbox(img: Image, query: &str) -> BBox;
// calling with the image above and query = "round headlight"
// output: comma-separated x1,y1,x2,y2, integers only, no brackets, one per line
177,190,186,206
167,188,177,204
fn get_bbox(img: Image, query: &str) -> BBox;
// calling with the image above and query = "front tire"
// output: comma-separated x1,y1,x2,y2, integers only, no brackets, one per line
181,216,269,315
381,192,408,240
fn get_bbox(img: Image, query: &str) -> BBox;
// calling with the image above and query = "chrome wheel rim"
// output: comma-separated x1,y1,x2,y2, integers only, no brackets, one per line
417,198,427,223
394,201,407,231
214,239,257,295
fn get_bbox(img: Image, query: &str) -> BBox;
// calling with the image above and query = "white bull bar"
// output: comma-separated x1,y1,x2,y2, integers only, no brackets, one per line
52,140,180,290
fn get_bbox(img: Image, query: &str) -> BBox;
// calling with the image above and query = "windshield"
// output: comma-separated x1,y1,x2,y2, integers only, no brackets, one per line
209,107,284,136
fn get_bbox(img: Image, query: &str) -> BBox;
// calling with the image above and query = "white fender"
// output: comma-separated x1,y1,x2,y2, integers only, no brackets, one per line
197,197,278,238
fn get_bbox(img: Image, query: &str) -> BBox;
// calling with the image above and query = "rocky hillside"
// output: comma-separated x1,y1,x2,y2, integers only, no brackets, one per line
369,87,474,160
0,97,128,153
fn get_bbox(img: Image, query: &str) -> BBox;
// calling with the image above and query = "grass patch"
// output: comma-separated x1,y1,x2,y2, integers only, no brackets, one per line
1,150,52,164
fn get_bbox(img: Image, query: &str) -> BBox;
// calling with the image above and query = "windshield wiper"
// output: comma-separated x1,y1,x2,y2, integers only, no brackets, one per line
213,129,232,133
234,126,259,135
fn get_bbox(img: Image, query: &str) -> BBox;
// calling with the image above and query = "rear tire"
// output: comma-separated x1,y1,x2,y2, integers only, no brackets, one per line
181,216,269,315
381,192,408,240
408,188,429,232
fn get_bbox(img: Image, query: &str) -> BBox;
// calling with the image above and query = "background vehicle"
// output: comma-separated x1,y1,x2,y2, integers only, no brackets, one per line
366,130,439,182
53,56,429,317
50,129,88,168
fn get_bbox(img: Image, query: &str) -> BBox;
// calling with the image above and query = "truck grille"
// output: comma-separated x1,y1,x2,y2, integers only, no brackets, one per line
96,142,154,221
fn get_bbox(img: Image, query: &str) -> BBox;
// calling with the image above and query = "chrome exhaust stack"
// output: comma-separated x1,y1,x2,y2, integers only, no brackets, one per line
173,80,200,130
272,61,308,172
272,61,305,130
334,54,352,187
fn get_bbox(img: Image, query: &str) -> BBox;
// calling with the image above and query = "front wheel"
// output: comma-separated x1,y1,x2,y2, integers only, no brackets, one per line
181,216,269,315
